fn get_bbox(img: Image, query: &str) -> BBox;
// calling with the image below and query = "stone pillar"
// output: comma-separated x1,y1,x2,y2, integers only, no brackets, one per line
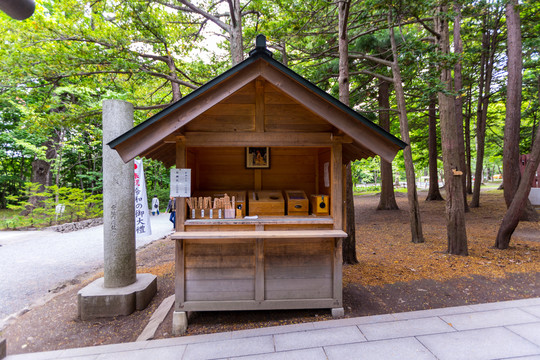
78,100,157,320
0,338,6,359
102,99,136,288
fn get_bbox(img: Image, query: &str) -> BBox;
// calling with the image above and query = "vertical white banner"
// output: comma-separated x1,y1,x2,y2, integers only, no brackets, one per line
134,159,152,237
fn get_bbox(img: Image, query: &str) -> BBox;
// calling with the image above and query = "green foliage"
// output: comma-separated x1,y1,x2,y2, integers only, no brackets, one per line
1,182,103,229
1,0,538,214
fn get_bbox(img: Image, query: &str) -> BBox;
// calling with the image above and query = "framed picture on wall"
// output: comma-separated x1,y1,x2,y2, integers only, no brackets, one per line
246,147,270,169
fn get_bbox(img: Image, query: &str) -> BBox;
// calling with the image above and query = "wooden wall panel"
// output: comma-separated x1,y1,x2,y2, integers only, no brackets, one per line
185,103,255,132
262,147,317,195
191,147,328,196
185,81,257,132
185,240,255,301
220,82,256,104
264,84,297,104
264,83,333,133
264,239,333,300
194,147,254,190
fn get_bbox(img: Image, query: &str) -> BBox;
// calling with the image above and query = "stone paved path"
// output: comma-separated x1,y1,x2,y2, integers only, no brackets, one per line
5,297,540,360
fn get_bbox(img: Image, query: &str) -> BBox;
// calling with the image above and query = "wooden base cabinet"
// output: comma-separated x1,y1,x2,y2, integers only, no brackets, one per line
173,234,344,316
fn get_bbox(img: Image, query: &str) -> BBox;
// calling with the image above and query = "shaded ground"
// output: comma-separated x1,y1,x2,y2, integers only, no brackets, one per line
2,191,539,355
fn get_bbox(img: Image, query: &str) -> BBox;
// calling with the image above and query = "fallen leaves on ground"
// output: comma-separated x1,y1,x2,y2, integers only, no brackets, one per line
344,192,540,287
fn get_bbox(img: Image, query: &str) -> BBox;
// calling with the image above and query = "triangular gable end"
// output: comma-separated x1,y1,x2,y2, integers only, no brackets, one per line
109,39,406,166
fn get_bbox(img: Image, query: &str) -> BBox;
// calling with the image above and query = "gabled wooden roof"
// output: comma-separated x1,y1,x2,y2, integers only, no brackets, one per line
109,36,406,167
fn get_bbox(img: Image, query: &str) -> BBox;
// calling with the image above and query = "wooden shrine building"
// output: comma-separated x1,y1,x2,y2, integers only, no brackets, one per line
109,35,406,334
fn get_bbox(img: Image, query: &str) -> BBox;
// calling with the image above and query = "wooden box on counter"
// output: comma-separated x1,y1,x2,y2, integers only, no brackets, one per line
248,190,284,216
285,190,309,216
310,194,330,216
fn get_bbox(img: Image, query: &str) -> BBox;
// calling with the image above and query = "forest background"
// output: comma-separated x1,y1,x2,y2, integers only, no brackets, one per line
0,0,539,237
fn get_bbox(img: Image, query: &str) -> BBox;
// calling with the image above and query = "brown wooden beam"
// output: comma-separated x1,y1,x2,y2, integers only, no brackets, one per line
184,132,337,147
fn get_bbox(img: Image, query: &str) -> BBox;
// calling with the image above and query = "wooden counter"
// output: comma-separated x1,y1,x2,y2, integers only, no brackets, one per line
171,229,346,239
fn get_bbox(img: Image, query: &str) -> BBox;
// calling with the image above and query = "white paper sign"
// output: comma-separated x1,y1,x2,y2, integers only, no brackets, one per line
324,162,330,188
134,159,152,237
170,168,191,197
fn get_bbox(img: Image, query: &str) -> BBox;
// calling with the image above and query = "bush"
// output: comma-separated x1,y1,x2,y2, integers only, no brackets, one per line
2,182,103,229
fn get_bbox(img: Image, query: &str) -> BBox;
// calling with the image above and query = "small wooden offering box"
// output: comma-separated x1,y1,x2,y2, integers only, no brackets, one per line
310,194,330,216
285,190,309,216
248,190,284,216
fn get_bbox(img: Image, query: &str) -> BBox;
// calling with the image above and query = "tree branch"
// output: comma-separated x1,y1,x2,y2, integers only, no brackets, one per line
175,0,231,32
351,70,394,83
349,53,393,67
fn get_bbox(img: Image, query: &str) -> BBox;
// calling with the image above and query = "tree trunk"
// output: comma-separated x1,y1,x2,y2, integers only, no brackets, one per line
229,0,243,66
338,0,357,264
453,3,469,212
343,163,358,264
495,125,540,249
377,79,399,210
436,5,468,256
471,9,500,208
465,87,473,194
167,56,182,101
388,10,424,243
28,137,59,211
502,0,539,222
426,92,444,201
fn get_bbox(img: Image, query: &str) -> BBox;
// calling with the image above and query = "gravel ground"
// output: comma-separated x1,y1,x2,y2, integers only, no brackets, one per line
0,212,173,324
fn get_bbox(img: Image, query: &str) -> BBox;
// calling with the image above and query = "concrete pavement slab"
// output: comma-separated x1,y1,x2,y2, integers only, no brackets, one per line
144,330,234,347
441,308,538,331
390,305,475,320
358,316,455,341
182,336,275,360
467,298,540,311
324,337,437,360
230,348,327,360
3,349,66,360
501,356,540,360
521,305,540,318
311,313,395,328
273,325,365,352
57,342,148,358
95,345,186,360
229,322,316,338
507,322,540,346
417,326,540,360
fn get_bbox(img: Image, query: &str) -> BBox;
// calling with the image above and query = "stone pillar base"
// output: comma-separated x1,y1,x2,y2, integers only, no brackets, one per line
331,307,345,318
1,338,6,359
172,311,188,335
78,273,157,320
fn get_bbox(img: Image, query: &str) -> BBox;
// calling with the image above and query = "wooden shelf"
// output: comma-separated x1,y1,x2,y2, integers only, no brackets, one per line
171,229,347,240
184,216,333,226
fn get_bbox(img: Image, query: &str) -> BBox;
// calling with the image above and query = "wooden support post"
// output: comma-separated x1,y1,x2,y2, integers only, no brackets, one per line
175,139,186,232
331,142,343,230
331,142,344,317
175,239,185,310
315,151,320,194
255,238,264,302
333,238,343,305
342,164,347,232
